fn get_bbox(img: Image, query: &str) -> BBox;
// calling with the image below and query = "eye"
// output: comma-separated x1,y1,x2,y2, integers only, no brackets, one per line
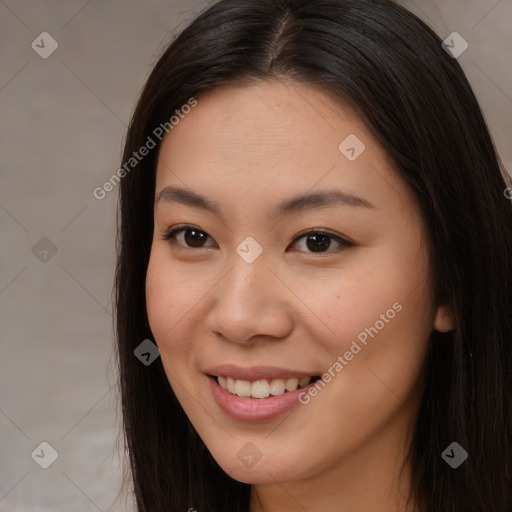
288,230,353,254
162,226,352,253
163,225,216,248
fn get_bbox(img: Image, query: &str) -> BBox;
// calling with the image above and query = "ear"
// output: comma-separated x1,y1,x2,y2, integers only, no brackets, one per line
433,304,454,332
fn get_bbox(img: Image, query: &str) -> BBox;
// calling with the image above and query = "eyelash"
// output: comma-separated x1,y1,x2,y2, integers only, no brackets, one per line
162,224,353,254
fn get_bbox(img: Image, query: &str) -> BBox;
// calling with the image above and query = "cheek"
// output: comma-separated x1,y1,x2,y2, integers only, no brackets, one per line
291,268,406,356
145,254,206,400
145,252,199,351
297,249,434,370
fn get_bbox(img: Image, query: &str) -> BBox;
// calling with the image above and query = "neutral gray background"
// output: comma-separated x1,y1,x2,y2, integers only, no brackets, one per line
0,0,510,510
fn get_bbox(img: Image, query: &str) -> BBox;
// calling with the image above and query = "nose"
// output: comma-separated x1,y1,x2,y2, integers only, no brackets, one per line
204,257,294,345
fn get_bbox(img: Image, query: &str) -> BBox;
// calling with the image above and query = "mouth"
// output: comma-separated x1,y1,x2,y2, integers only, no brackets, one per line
209,374,321,399
204,364,323,421
205,366,322,422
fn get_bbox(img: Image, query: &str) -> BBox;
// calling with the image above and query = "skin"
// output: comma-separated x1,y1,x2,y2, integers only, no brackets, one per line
145,79,453,512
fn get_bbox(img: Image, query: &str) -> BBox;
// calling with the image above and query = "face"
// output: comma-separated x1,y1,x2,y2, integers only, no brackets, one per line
145,80,452,495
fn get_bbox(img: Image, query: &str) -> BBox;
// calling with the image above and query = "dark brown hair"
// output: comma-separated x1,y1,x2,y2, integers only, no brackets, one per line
114,1,512,510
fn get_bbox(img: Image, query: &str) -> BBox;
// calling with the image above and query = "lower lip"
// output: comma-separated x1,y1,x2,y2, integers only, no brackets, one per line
207,375,316,422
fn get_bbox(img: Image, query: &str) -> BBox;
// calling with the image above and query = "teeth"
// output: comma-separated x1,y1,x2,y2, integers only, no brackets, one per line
298,376,310,387
216,376,312,398
251,380,270,398
269,378,285,395
235,379,252,397
226,377,236,394
285,378,298,391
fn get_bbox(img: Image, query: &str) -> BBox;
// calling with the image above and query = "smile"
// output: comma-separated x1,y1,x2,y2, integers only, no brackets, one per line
205,366,322,422
215,375,317,398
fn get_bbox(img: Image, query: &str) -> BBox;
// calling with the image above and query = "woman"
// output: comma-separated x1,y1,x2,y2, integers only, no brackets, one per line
114,0,512,510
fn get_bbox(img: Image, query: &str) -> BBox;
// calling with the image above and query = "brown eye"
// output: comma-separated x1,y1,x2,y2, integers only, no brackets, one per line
163,226,351,253
183,228,209,247
305,233,331,252
163,226,216,248
289,230,352,254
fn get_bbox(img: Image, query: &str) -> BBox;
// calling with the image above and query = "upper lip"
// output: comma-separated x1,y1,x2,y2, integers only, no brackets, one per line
204,364,319,381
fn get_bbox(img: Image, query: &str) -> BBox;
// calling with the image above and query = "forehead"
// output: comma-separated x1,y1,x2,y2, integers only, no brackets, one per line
161,80,363,150
154,79,414,216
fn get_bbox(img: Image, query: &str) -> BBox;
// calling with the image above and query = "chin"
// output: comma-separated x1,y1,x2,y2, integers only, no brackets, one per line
206,445,309,485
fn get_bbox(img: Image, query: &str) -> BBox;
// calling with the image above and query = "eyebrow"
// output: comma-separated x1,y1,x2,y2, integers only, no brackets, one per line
155,186,375,216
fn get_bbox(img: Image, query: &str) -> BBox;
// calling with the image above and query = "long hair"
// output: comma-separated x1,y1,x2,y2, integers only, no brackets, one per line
114,1,512,510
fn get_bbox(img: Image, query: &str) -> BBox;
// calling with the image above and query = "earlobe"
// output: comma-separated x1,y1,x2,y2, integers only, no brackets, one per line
433,304,454,332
